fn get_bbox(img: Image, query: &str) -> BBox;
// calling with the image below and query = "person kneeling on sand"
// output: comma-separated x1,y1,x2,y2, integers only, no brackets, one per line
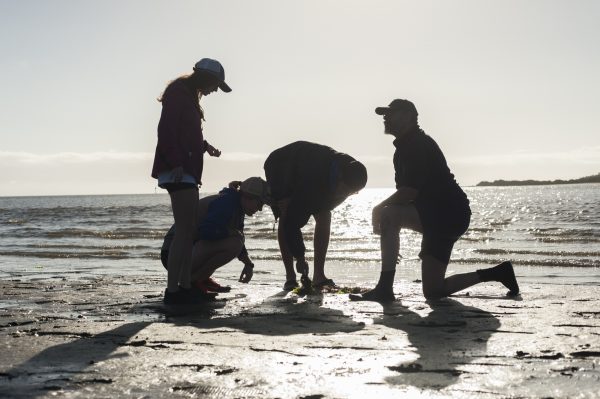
350,99,519,302
160,177,270,305
264,141,368,291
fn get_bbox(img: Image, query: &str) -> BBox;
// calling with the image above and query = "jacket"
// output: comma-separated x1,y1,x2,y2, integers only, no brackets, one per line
151,79,207,184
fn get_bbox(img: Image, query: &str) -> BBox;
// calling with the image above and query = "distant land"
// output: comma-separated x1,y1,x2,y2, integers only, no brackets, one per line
476,172,600,187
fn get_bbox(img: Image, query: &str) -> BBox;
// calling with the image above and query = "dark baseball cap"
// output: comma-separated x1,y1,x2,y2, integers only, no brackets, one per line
193,58,232,93
375,99,418,116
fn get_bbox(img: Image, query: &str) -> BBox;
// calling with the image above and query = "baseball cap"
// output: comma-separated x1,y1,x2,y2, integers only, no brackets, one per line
375,99,418,116
240,177,271,205
193,58,232,93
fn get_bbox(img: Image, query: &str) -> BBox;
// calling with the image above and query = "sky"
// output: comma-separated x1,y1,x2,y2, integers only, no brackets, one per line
1,0,599,196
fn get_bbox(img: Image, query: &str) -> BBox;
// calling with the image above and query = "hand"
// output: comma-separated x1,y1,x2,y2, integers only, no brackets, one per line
295,258,309,276
172,166,184,183
228,180,242,190
372,205,383,235
239,263,254,283
206,143,221,157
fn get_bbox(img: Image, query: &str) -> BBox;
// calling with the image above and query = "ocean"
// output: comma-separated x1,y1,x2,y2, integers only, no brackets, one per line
1,185,599,286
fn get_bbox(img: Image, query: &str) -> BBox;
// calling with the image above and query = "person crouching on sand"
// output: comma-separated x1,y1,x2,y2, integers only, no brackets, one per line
160,177,270,303
151,58,232,305
264,141,368,291
350,99,519,302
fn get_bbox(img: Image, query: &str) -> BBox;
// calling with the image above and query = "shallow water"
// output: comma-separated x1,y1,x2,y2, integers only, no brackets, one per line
0,185,598,282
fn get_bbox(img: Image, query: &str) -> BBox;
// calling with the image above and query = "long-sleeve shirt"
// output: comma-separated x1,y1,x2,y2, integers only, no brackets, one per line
151,79,207,184
393,127,470,236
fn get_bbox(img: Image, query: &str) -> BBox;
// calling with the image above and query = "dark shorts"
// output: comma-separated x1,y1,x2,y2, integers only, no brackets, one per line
417,202,471,264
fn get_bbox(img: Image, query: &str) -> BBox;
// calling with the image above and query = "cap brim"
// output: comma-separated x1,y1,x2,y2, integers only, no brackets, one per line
375,107,389,115
219,82,232,93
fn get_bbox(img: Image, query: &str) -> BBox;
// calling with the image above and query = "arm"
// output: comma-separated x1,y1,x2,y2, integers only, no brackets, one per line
372,187,418,235
237,246,254,283
376,186,418,208
204,140,222,157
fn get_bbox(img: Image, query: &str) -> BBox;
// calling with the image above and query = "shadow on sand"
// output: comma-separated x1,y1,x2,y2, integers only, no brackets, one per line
1,322,151,399
168,290,367,336
376,298,500,390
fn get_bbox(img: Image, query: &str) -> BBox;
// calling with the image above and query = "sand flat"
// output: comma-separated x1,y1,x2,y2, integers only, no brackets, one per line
1,276,599,398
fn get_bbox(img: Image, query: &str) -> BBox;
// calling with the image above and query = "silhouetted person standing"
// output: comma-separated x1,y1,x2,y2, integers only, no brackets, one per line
351,99,519,302
264,141,367,290
151,58,231,305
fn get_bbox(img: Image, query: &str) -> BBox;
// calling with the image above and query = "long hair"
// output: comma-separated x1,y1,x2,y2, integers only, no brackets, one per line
157,71,218,120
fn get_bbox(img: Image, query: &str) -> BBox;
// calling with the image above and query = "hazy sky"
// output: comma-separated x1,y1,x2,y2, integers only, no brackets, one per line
1,0,599,196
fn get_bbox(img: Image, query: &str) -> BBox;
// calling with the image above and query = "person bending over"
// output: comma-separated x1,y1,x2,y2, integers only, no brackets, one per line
160,177,269,304
264,141,368,290
351,99,519,302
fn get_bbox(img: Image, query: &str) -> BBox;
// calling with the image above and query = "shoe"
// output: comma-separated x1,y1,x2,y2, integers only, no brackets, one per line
477,261,519,296
189,285,218,301
349,286,395,302
313,278,336,289
198,277,231,293
283,279,299,291
163,287,208,305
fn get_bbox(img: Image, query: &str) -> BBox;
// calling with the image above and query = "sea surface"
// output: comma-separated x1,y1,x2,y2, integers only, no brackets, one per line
1,185,599,285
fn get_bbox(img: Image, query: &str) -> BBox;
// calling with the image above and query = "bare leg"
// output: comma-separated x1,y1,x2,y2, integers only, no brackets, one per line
167,188,198,291
191,237,243,282
351,204,422,302
381,204,422,271
312,210,331,284
421,255,481,299
276,199,296,282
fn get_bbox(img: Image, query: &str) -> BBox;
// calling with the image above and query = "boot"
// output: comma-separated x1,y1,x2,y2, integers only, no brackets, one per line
477,261,519,296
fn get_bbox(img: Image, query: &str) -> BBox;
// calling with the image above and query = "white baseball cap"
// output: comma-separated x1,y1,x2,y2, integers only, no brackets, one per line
193,58,232,93
240,177,271,205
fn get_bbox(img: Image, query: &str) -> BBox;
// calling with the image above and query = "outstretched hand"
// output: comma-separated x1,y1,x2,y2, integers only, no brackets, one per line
228,180,242,190
239,263,254,283
206,143,221,157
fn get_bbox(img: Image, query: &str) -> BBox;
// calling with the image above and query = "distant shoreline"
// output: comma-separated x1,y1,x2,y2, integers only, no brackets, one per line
476,172,600,187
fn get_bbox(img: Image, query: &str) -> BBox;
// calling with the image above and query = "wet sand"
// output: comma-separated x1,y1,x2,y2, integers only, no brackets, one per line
1,272,599,398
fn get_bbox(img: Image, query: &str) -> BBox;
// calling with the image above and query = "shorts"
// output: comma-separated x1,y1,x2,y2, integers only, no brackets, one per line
417,202,471,264
157,169,198,192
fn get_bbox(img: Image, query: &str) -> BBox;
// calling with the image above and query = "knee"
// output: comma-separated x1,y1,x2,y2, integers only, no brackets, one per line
423,287,446,300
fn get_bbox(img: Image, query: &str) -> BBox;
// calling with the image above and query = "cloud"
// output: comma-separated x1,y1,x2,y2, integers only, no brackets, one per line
1,147,597,196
